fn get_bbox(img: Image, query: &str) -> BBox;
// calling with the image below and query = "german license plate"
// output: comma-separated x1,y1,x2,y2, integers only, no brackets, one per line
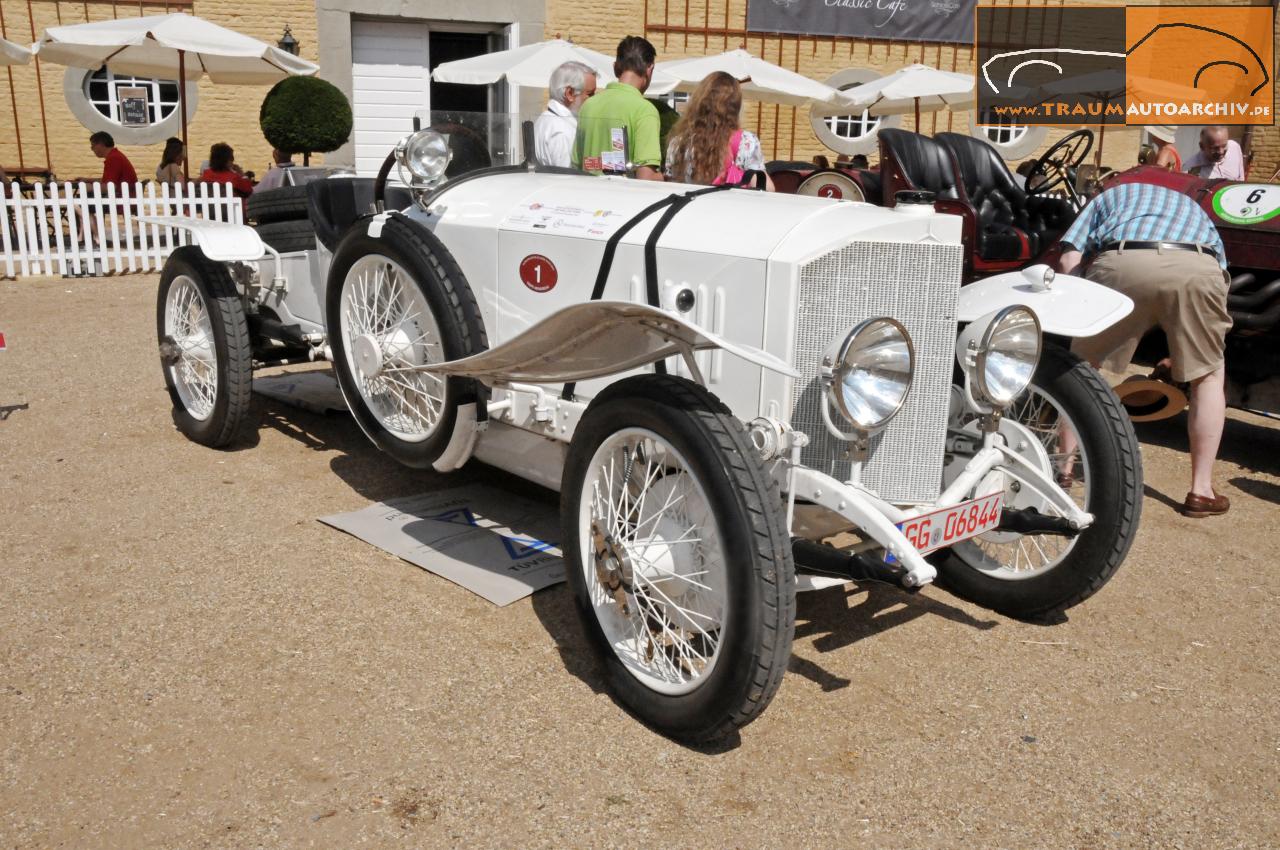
889,493,1004,561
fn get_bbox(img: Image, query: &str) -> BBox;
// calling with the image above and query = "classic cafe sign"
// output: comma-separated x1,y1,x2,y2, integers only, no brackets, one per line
749,0,975,43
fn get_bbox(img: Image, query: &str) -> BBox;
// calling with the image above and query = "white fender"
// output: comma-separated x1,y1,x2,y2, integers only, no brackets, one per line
957,264,1134,338
417,300,801,385
140,216,266,262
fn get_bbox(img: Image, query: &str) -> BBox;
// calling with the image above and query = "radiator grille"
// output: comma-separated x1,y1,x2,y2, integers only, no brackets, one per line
792,240,964,505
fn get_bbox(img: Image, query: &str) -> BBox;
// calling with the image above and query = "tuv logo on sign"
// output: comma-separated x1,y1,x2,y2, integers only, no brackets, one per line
427,505,557,561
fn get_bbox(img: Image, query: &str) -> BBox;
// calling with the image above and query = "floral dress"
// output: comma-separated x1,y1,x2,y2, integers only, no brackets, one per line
665,129,765,185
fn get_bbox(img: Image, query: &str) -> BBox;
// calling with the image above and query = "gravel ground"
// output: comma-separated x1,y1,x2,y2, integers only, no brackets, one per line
1,273,1277,849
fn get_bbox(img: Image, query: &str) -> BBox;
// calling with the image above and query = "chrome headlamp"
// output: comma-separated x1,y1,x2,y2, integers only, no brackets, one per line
820,317,915,437
394,129,451,187
956,305,1042,408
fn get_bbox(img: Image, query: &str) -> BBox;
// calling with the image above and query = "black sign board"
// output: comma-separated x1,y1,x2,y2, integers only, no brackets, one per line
747,0,976,44
118,86,150,127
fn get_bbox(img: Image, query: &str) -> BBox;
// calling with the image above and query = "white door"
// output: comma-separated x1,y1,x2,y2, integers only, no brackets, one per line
351,19,430,176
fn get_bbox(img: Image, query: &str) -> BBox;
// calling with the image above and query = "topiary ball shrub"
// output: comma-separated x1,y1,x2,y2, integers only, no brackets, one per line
260,76,353,163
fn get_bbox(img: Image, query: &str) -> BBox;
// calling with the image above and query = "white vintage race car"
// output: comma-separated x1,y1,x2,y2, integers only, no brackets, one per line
151,130,1142,742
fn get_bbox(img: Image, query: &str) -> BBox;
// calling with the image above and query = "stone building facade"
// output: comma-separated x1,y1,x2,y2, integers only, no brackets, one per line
0,0,1275,183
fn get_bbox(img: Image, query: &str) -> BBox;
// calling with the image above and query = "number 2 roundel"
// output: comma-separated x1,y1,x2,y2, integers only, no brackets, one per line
519,254,558,292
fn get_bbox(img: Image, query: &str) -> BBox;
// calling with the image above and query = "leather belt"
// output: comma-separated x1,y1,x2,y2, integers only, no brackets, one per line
1101,240,1218,261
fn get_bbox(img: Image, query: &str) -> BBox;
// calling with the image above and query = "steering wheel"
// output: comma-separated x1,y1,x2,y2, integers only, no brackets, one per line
1027,129,1094,206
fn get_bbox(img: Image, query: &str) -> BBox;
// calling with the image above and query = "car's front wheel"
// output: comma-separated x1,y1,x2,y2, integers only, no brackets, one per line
936,344,1142,619
561,375,796,743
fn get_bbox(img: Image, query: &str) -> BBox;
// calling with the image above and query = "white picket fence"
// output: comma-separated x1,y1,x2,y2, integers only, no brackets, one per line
0,181,245,279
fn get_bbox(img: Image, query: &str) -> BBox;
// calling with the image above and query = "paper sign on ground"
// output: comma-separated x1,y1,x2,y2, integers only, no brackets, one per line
319,485,565,606
254,370,348,415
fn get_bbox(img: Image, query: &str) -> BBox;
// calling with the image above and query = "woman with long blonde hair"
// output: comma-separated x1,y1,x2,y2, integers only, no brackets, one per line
665,72,774,190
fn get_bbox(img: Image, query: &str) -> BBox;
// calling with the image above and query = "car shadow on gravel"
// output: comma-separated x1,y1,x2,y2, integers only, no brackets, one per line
788,583,999,692
254,396,995,754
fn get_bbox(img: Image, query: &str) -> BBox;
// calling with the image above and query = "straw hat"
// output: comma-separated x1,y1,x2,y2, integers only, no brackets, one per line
1112,375,1187,422
1146,125,1176,144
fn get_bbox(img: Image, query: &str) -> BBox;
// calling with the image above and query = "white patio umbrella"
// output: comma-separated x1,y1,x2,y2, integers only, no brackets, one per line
838,63,974,127
654,49,854,106
33,13,318,177
0,36,31,66
432,38,680,94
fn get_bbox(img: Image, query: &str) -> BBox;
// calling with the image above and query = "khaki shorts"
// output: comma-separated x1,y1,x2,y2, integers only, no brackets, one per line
1071,248,1231,383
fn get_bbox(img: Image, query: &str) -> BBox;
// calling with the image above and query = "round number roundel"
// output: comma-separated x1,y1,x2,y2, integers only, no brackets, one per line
819,183,843,199
519,254,558,293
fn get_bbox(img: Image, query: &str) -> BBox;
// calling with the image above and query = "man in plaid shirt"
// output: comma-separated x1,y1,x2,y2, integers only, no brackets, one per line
1058,182,1232,518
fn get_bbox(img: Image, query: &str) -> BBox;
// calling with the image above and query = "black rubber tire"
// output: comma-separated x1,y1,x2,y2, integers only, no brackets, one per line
325,214,487,468
561,374,796,743
256,218,315,253
934,344,1143,620
156,246,254,448
246,185,310,224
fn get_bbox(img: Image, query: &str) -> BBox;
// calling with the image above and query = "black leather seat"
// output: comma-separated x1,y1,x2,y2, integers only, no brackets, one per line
855,168,882,201
936,132,1073,261
877,128,963,201
306,177,412,252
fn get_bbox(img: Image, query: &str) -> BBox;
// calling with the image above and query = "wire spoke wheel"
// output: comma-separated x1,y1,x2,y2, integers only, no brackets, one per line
164,275,218,421
935,345,1141,619
561,375,794,741
156,248,252,448
955,383,1090,580
338,254,446,442
580,428,728,695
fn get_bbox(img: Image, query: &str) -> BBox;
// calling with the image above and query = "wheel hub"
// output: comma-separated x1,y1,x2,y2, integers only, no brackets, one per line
633,515,695,592
352,333,383,378
591,521,632,613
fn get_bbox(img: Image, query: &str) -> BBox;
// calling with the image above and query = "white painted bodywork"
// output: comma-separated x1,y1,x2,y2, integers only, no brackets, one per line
409,172,961,421
141,216,264,262
957,264,1135,338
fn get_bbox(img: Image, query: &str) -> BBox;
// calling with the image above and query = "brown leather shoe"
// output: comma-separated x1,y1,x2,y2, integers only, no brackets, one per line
1183,491,1229,518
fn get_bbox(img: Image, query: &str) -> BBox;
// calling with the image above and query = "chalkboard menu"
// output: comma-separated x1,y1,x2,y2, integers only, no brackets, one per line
118,86,149,127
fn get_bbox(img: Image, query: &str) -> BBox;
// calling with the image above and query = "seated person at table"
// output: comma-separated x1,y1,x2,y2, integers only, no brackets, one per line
201,143,254,198
256,148,296,192
80,131,139,245
155,137,185,186
92,131,137,193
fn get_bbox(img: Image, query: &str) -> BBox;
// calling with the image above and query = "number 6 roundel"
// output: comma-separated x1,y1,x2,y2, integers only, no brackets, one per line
519,254,558,293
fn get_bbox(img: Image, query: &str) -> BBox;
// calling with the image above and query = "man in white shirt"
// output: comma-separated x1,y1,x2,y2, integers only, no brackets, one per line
535,61,597,168
1185,126,1246,181
256,148,296,192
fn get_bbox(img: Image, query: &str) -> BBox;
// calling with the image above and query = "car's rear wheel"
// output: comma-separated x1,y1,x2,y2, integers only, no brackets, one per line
326,215,486,468
561,375,795,743
156,247,253,448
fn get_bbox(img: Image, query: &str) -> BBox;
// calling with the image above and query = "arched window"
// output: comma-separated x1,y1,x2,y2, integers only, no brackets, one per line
810,69,900,157
977,108,1029,147
823,100,881,142
83,67,181,126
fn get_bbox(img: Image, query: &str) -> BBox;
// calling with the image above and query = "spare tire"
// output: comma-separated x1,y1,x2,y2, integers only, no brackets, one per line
256,219,315,253
247,185,310,224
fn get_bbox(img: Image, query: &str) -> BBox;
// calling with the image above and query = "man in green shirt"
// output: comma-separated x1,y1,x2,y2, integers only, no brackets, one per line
572,36,664,181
